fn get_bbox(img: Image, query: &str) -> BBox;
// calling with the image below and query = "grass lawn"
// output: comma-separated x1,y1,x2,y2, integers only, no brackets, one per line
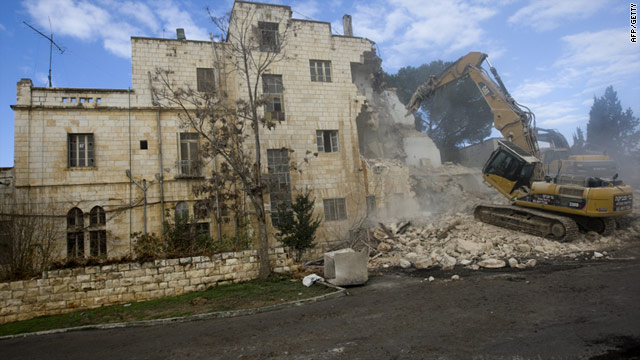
0,276,335,337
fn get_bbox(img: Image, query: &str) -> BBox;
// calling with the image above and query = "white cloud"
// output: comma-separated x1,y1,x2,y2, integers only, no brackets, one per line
351,0,501,71
512,80,556,101
154,0,209,41
290,0,320,20
555,28,640,91
22,0,210,58
509,0,610,31
119,2,159,31
0,23,7,32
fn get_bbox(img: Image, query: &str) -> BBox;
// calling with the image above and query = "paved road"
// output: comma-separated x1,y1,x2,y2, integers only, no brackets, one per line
2,246,640,359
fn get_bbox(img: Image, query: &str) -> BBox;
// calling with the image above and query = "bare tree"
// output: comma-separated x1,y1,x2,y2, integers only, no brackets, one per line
152,7,294,278
0,199,63,280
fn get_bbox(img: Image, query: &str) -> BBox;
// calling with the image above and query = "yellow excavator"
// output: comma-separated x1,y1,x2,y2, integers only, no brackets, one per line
406,52,633,241
536,127,618,178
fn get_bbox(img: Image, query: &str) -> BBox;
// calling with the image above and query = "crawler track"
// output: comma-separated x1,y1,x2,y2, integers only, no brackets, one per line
473,203,580,242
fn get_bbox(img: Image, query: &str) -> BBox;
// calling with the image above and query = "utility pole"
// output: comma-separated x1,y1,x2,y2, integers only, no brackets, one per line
23,19,64,87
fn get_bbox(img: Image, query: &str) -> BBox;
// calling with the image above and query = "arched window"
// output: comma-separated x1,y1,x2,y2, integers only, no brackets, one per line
175,201,189,221
89,206,107,257
67,208,84,258
90,206,106,226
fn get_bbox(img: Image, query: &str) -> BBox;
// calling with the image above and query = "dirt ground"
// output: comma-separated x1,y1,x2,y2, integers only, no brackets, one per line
2,241,639,359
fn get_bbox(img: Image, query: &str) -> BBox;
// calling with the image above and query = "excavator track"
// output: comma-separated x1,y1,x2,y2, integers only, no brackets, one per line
473,203,580,242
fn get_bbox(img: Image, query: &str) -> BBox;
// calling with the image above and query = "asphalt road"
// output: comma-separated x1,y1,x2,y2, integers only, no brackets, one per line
2,244,640,359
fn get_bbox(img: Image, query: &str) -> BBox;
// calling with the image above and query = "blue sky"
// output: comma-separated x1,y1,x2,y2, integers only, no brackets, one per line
1,0,638,167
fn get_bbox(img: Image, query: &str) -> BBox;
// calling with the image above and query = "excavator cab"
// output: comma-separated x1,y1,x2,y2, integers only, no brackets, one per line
482,140,540,199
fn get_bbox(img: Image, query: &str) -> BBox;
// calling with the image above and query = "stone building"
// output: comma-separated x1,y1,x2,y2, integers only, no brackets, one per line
3,1,440,262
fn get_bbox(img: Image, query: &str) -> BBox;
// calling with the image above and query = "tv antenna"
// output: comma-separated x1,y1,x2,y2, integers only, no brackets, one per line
23,18,65,88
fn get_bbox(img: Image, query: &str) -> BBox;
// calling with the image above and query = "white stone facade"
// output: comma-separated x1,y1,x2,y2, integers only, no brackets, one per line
5,1,388,261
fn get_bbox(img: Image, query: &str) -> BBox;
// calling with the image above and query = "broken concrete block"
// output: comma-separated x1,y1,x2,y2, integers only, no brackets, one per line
478,259,506,269
324,248,369,286
377,242,392,252
399,259,411,268
414,257,434,269
525,259,537,268
440,254,457,270
508,258,518,268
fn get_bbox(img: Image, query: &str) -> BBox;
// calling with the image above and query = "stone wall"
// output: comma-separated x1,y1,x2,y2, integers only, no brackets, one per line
0,248,293,325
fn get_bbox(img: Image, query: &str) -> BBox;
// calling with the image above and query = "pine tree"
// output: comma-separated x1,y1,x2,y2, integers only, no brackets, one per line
273,190,321,262
587,86,640,156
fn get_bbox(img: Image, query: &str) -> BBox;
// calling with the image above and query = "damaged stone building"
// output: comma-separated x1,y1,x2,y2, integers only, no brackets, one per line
3,1,442,261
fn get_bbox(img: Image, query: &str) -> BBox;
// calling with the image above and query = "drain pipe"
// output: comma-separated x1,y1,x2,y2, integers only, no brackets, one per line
210,34,223,243
149,72,166,241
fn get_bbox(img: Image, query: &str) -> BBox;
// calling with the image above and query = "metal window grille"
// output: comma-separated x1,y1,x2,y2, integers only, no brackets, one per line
90,230,107,257
263,75,285,121
259,22,279,52
179,133,200,176
68,134,94,167
267,149,292,227
323,198,347,221
197,68,215,92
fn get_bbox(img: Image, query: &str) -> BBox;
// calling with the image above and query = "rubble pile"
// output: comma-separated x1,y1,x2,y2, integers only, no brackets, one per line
367,208,640,271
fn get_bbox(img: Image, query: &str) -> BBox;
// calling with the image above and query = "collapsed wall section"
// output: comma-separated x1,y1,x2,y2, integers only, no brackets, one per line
351,52,441,167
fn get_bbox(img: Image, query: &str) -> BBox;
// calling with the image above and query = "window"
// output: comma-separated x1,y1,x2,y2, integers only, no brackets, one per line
67,208,84,258
68,134,94,167
195,222,210,236
175,201,189,221
194,200,210,220
323,198,347,221
366,195,377,215
197,68,215,93
89,206,107,257
258,21,279,52
316,130,339,153
310,60,332,82
263,75,285,122
0,221,12,265
179,133,200,176
267,149,292,226
140,140,148,150
89,206,106,226
90,231,107,257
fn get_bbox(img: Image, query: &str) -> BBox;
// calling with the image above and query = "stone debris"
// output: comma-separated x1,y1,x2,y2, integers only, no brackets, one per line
366,206,640,271
451,275,460,281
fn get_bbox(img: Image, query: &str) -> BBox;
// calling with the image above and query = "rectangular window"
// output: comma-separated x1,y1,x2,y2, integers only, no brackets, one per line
310,60,332,82
195,222,210,236
67,232,84,258
179,133,200,176
197,68,215,92
259,21,279,52
0,221,11,265
316,130,339,153
68,134,94,167
366,195,377,215
89,230,107,257
263,75,285,122
323,198,347,221
267,149,292,227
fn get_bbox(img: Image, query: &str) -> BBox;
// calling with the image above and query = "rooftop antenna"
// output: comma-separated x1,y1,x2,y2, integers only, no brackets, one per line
23,18,65,88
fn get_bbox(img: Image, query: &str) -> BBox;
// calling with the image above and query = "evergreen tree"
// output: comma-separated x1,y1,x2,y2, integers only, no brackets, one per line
571,126,585,152
273,190,321,262
587,86,640,156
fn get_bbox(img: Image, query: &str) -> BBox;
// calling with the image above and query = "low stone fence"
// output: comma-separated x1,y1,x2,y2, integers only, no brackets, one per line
0,248,293,324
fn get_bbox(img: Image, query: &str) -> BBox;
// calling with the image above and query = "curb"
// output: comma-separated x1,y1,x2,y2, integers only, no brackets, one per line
0,282,348,340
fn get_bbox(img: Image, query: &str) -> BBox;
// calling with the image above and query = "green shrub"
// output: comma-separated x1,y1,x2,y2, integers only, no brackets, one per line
273,190,321,262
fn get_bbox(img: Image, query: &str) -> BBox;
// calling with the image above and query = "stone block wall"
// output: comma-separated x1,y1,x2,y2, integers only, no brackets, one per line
0,248,293,325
